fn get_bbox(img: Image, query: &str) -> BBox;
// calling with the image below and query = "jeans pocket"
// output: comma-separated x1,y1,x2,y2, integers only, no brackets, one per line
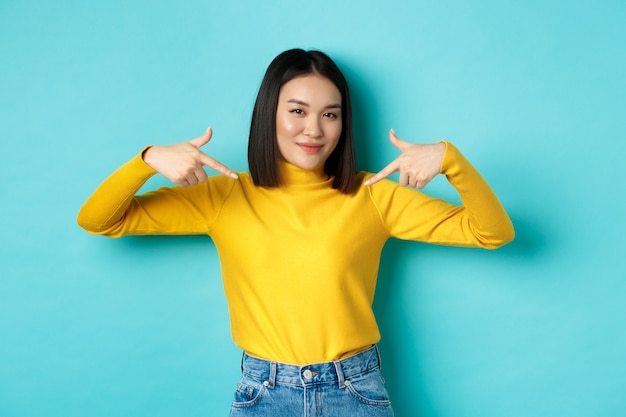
231,375,267,409
344,370,392,407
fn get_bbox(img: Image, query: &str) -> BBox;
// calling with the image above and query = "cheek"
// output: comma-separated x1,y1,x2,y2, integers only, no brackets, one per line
328,123,343,144
276,115,300,137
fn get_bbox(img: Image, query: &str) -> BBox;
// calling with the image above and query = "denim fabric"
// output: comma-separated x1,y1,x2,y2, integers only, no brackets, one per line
229,346,394,417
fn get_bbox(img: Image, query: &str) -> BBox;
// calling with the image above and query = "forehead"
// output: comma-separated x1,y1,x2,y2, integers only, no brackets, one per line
279,75,341,103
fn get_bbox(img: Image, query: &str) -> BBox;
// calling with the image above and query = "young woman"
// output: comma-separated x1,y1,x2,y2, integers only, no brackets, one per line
78,49,514,416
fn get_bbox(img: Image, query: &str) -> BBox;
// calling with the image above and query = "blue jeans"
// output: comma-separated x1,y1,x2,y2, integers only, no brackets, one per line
229,345,394,417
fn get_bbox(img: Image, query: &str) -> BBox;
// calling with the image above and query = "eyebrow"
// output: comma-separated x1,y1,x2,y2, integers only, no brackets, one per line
287,98,342,109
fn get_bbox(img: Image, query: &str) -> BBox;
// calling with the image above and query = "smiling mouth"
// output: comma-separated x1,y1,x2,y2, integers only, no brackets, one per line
297,143,323,153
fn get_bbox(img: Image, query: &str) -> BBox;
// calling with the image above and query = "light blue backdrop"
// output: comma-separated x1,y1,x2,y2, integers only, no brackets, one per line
1,1,624,416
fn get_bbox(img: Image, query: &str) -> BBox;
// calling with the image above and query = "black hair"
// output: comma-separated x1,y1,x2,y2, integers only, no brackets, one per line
248,48,355,194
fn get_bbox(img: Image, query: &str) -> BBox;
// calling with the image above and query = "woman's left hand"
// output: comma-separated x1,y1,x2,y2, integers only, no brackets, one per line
364,129,446,189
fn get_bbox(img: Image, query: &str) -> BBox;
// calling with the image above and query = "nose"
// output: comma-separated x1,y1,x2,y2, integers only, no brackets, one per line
304,117,323,138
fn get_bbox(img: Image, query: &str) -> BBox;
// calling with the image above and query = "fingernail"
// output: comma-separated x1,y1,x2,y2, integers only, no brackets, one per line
364,179,371,186
230,172,239,179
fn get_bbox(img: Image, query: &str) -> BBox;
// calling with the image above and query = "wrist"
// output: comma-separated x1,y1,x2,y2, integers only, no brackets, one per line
141,145,162,171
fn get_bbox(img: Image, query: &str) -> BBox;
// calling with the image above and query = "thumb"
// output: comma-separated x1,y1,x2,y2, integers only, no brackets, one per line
389,128,410,151
188,126,213,149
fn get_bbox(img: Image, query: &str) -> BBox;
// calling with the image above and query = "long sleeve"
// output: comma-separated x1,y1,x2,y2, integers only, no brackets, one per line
367,142,514,249
77,153,156,234
77,152,236,237
76,144,513,364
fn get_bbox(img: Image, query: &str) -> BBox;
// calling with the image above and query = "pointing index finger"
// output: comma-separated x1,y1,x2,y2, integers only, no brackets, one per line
364,160,399,186
199,152,239,179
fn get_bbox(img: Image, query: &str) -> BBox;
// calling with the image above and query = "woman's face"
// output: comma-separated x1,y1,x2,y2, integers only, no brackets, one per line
275,74,342,171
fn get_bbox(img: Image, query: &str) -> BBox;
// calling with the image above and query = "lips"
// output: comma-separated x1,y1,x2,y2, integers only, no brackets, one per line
297,143,323,153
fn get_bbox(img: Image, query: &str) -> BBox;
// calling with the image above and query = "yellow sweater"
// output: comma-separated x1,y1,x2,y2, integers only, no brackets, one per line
78,142,514,365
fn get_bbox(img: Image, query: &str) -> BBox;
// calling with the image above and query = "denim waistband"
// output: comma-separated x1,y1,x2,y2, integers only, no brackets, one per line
240,346,381,388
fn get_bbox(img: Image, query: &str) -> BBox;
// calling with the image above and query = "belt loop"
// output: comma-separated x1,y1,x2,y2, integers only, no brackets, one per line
374,345,382,370
267,361,277,389
333,360,346,388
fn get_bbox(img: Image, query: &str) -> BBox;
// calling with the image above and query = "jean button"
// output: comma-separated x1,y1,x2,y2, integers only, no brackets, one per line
303,369,313,379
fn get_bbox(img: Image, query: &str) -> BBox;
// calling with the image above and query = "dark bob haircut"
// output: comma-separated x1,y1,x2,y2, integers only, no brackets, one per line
248,49,356,194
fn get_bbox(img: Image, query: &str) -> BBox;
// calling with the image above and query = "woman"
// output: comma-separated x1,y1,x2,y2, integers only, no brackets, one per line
78,48,514,416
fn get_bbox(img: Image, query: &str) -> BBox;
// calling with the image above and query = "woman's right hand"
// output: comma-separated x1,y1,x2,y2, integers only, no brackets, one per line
142,127,238,187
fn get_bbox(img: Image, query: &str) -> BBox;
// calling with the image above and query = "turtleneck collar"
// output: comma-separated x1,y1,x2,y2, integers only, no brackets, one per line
278,160,330,186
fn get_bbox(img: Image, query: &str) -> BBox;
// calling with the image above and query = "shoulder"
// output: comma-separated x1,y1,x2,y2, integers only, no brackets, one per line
206,171,265,200
207,171,249,187
176,171,249,204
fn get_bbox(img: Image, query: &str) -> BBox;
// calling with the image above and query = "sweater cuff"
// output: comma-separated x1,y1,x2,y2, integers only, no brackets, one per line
439,140,460,176
137,146,159,176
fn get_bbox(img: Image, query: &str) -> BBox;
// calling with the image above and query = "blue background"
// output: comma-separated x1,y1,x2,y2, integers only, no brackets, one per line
1,1,625,416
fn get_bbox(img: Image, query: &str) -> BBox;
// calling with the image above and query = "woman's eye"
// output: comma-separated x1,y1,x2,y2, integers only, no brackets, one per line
324,112,338,119
290,109,304,115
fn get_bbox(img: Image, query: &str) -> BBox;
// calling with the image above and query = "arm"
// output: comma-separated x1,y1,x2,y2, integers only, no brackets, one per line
76,151,157,234
77,127,238,237
366,130,514,249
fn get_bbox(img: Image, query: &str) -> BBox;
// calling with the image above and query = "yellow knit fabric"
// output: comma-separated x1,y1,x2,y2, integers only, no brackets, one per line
78,142,514,364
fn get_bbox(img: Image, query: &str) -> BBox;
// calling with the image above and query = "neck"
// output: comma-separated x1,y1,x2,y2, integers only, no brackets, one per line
278,160,329,186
